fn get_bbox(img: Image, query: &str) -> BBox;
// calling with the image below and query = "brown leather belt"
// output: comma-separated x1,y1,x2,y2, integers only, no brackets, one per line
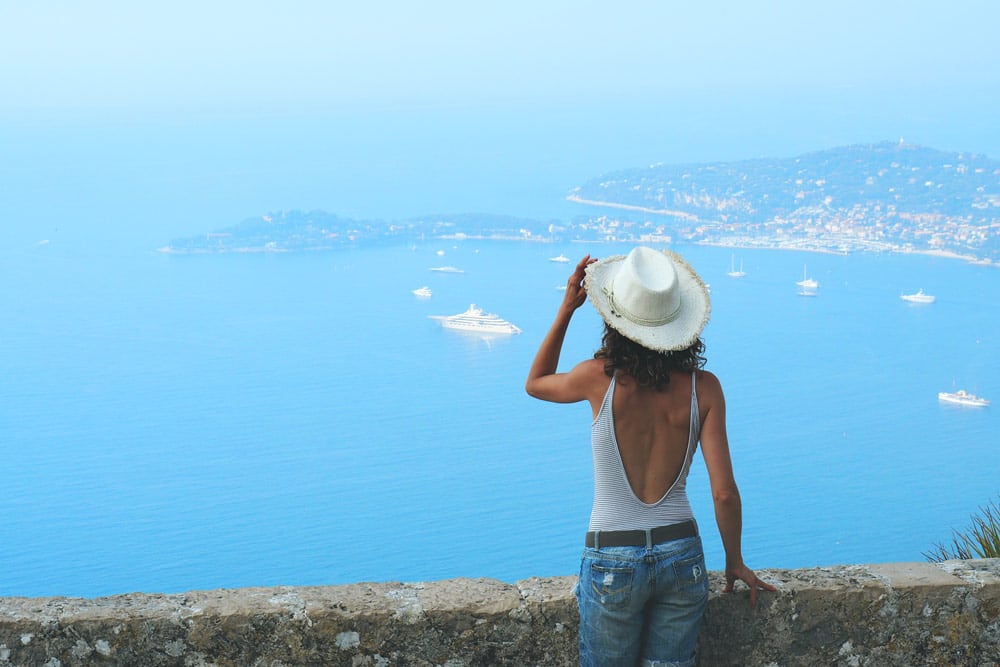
585,519,697,548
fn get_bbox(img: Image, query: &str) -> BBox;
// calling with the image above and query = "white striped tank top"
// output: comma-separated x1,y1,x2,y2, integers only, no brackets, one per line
588,372,700,531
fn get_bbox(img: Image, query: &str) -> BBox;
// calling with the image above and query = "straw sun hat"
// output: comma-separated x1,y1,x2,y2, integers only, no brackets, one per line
584,247,711,353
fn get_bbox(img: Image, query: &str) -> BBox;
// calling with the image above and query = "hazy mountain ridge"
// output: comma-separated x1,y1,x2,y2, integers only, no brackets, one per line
161,211,561,253
573,141,999,222
162,142,1000,261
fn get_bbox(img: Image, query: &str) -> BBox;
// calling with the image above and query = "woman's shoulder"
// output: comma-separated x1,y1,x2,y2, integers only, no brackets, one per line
574,357,607,376
570,358,612,408
694,369,724,397
560,357,608,387
695,368,720,383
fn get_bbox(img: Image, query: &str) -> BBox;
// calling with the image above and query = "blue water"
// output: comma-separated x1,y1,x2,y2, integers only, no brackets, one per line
1,106,998,597
2,236,998,598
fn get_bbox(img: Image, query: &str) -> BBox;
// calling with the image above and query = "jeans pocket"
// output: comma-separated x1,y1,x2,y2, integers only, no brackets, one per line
672,552,709,599
587,563,635,609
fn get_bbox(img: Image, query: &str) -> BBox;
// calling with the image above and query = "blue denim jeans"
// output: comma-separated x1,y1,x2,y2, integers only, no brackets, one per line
576,535,708,667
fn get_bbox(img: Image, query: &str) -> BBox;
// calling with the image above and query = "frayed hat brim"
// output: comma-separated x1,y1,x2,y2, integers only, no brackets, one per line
584,248,711,352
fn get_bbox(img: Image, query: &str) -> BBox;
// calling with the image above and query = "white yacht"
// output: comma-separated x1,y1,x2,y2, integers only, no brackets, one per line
412,286,432,298
549,254,571,263
901,289,935,304
938,390,990,407
727,254,746,278
796,265,819,290
429,266,464,273
429,304,522,334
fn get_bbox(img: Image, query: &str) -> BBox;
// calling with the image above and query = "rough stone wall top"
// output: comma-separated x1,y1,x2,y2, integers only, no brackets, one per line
1,560,998,666
700,559,1000,666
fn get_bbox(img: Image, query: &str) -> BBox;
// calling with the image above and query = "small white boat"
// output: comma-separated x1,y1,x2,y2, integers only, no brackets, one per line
429,266,464,273
727,254,746,278
938,390,990,407
412,286,432,298
429,304,521,334
901,289,935,304
796,265,819,290
549,254,570,263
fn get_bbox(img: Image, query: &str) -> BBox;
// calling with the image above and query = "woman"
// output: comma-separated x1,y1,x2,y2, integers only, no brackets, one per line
525,247,773,667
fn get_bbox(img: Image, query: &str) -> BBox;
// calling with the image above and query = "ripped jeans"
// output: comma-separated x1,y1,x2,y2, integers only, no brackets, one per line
576,536,708,667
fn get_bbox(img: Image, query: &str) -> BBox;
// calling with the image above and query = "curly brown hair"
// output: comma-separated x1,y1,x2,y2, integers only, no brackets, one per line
594,324,706,390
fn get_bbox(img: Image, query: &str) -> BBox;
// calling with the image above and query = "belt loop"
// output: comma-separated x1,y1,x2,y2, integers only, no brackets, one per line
645,528,653,549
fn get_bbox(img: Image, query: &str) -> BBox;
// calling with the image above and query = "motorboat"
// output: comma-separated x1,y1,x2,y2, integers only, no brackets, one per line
549,254,570,263
901,289,935,304
412,286,432,298
429,266,464,273
429,304,521,334
938,390,990,407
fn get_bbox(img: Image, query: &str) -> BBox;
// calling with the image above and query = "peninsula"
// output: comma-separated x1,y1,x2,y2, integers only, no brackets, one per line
160,141,1000,264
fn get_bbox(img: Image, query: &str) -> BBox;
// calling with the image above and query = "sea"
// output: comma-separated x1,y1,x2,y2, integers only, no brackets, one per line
1,108,999,599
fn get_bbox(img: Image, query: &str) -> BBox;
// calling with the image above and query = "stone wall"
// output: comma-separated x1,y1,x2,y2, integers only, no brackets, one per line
1,559,998,666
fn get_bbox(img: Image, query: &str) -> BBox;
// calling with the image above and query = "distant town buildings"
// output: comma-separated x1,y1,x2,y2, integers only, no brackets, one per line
162,142,1000,264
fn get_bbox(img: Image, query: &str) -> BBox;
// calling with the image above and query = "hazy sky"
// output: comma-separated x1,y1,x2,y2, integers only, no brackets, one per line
3,0,999,243
2,0,998,112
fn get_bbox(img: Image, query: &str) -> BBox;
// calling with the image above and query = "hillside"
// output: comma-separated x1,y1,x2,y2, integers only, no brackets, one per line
569,141,1000,258
162,141,1000,262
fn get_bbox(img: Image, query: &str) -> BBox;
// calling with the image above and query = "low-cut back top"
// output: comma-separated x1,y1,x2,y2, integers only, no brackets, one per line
588,372,700,531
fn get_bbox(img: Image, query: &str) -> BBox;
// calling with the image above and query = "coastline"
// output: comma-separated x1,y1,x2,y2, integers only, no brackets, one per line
697,240,995,264
566,195,996,266
157,197,996,267
565,194,702,221
158,236,996,266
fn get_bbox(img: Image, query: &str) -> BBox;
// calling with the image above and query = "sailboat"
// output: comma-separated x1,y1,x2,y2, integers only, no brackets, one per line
796,265,819,290
727,254,746,278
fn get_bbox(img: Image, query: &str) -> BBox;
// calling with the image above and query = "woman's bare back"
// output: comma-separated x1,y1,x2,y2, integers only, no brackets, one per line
611,371,697,504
